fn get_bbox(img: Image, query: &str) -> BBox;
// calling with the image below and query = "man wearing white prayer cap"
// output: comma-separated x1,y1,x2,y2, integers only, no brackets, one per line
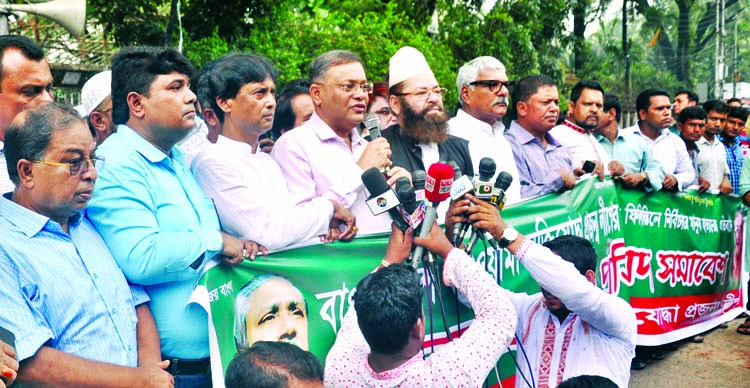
80,70,115,144
382,46,474,181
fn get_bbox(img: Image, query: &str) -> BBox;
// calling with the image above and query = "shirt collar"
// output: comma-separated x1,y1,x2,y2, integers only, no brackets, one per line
117,124,186,165
563,120,587,134
0,193,82,237
454,109,504,135
509,120,561,147
216,134,256,154
718,134,739,147
309,111,366,146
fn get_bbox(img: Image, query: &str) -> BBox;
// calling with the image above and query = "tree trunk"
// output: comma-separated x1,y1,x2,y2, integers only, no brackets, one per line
573,0,587,74
164,0,179,46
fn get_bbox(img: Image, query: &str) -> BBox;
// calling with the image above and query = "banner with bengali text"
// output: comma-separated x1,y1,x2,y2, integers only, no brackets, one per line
194,178,746,387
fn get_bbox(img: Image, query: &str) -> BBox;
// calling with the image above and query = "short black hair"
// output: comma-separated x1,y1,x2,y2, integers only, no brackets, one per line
111,46,195,125
728,106,750,122
207,53,278,124
271,78,311,139
635,88,670,114
5,103,84,184
353,264,423,355
309,50,362,83
509,74,556,121
674,89,699,104
569,80,604,105
603,93,622,123
0,35,45,87
225,341,323,388
194,57,224,112
542,235,597,275
677,105,707,124
702,99,729,115
726,97,742,106
558,375,618,388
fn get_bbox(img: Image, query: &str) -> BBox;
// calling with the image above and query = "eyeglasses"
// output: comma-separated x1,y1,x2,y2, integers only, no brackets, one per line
32,156,105,176
322,82,374,94
393,87,447,100
469,80,515,93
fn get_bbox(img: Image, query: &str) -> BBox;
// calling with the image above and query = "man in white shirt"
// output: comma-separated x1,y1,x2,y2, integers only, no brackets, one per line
447,56,521,204
695,99,732,193
445,196,637,388
272,50,410,235
550,80,624,179
626,88,695,191
191,53,357,251
0,35,53,194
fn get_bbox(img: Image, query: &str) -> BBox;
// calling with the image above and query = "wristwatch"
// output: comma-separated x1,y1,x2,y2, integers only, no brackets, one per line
498,226,519,248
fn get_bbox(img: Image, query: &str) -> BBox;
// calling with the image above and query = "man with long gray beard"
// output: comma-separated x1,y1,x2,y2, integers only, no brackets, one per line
381,46,473,179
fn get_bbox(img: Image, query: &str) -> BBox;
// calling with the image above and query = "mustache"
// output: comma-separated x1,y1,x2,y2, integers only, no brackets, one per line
494,96,508,105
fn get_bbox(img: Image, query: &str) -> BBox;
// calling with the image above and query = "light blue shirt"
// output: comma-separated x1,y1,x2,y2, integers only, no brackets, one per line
88,125,223,359
594,128,666,191
505,120,574,198
0,195,148,365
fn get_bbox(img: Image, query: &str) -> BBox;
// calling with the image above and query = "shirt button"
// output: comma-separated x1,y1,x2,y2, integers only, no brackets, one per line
92,273,99,280
111,308,117,314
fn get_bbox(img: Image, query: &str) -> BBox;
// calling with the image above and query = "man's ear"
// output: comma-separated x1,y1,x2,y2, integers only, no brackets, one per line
16,159,35,189
517,101,528,118
638,109,647,121
568,100,576,113
584,269,596,285
460,85,472,107
216,97,232,115
127,92,145,119
389,95,402,117
309,83,323,106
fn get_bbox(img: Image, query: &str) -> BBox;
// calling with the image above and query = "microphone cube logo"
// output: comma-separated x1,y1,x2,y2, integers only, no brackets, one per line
476,183,493,196
376,197,388,207
425,175,436,193
439,178,453,195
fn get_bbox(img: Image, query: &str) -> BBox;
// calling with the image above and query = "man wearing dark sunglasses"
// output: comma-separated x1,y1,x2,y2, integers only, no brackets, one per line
448,56,522,205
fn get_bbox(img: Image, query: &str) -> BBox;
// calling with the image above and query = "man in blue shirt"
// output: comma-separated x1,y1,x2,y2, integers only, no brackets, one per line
721,106,749,194
0,103,172,387
87,47,263,388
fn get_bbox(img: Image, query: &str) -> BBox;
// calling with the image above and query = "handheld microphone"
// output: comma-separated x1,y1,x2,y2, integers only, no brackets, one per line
365,113,391,175
474,157,497,200
412,170,426,201
464,172,514,253
361,167,410,232
396,181,426,229
447,162,473,245
411,163,453,264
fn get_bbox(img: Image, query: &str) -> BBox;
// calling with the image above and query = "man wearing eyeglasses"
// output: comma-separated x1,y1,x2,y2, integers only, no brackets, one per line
382,47,474,186
0,103,173,388
0,35,54,195
273,50,410,235
447,56,521,205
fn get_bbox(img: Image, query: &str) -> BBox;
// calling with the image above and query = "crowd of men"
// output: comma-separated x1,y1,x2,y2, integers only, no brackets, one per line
0,32,747,388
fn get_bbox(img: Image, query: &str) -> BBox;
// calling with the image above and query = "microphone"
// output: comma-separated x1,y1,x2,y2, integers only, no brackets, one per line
396,181,426,229
464,171,514,253
364,113,391,175
474,157,497,200
411,163,453,264
412,169,426,201
447,162,473,245
361,167,410,232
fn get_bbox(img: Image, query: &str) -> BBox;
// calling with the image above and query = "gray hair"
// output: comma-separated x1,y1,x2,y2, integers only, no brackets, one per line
308,50,363,83
5,103,84,184
455,56,506,107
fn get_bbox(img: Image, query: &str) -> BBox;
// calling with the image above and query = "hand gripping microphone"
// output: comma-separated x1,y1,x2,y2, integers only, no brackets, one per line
447,162,473,245
361,167,410,232
464,171,514,253
411,162,453,264
396,180,426,229
364,113,391,175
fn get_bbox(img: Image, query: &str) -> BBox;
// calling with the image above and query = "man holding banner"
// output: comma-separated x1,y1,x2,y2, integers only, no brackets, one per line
446,195,637,388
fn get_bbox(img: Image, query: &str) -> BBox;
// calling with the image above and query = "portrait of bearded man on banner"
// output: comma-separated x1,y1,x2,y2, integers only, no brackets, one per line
233,274,310,351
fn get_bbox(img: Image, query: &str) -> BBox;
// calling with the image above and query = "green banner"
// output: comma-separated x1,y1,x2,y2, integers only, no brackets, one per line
196,178,745,386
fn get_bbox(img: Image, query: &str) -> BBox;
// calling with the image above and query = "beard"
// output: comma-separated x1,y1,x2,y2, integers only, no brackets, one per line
399,97,449,143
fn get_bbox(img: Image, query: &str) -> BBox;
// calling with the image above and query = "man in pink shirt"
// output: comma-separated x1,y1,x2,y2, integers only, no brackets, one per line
272,50,410,235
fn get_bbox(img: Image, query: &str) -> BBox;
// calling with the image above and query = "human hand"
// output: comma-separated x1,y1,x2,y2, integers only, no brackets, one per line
259,138,275,154
383,223,413,265
412,221,453,258
719,177,733,195
220,233,266,266
0,340,17,387
357,137,392,171
444,198,470,242
558,168,577,189
697,176,711,194
608,160,625,178
621,172,646,189
385,166,411,187
138,360,174,388
325,201,357,242
464,194,505,241
662,175,678,191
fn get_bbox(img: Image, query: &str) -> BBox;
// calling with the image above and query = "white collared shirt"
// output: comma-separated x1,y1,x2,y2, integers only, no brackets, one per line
696,136,730,190
627,123,696,190
272,112,391,235
448,109,522,204
550,121,612,172
191,135,333,251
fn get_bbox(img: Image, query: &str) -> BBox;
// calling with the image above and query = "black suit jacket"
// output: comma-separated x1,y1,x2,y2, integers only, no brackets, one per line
381,125,474,177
